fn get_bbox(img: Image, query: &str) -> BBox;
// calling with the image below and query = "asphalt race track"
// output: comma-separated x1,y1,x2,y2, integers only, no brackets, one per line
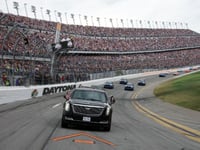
0,73,200,150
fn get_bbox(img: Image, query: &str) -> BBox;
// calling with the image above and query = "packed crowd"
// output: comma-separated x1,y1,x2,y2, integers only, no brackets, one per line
1,12,200,55
58,48,200,73
1,12,200,85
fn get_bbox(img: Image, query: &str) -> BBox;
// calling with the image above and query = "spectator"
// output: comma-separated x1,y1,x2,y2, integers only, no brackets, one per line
1,12,200,85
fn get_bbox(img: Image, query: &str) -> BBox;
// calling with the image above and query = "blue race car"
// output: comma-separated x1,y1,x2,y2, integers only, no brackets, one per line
124,83,134,91
137,79,146,86
119,78,128,84
104,81,114,89
159,73,166,77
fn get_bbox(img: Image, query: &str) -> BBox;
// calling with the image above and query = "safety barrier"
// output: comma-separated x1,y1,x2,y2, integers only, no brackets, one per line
0,67,198,105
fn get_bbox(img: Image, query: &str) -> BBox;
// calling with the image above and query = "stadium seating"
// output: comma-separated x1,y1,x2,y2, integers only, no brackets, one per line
1,12,200,85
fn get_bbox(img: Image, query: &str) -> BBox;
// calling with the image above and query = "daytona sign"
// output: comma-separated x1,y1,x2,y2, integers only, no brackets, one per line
42,84,76,95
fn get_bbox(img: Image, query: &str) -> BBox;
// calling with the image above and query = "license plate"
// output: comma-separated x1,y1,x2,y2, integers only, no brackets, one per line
83,117,91,122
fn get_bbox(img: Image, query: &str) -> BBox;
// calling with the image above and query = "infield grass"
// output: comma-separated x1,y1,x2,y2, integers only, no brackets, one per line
154,71,200,111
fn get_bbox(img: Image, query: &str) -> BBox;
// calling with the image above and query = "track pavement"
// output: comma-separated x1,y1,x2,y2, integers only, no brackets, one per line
0,73,199,150
133,78,200,143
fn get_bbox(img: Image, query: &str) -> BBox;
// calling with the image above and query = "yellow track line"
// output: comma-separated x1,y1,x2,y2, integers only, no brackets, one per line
132,89,200,143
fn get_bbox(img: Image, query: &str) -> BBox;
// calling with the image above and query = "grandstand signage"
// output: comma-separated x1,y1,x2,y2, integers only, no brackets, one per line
42,84,76,95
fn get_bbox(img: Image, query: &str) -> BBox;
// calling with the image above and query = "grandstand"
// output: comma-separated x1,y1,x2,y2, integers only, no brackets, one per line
1,12,200,86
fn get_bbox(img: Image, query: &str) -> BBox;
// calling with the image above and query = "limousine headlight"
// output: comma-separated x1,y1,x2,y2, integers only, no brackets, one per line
106,105,111,116
65,102,70,111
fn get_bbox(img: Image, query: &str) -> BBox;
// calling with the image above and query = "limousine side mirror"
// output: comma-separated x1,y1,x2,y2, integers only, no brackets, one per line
110,95,116,104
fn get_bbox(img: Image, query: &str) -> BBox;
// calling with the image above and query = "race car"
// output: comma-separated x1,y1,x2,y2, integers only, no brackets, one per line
104,81,114,89
119,78,128,84
159,73,167,77
124,83,134,91
137,79,146,86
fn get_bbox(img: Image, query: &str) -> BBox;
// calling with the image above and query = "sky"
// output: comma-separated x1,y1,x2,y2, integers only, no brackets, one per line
1,0,200,33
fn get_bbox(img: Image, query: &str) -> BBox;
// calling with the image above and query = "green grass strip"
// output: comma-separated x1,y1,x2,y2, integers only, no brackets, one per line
154,71,200,111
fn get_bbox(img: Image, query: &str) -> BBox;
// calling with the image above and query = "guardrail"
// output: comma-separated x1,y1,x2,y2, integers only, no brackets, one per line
0,67,198,105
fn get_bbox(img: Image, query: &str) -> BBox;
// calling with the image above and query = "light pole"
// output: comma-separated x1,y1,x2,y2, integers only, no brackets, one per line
104,17,107,27
116,18,119,27
84,15,88,26
169,22,172,29
120,19,124,28
24,3,28,17
65,12,68,24
57,12,62,23
71,14,75,24
31,5,37,19
130,19,134,28
97,17,100,26
126,19,129,28
91,16,94,26
5,0,9,13
155,21,158,29
46,9,51,21
148,21,151,28
54,10,57,22
79,14,82,25
140,20,143,28
40,7,44,19
185,23,188,29
175,22,177,29
13,2,19,15
162,21,165,29
110,18,113,28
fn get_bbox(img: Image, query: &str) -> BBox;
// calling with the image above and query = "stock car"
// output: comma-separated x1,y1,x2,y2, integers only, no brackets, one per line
137,79,146,86
104,81,114,89
61,87,115,131
124,83,134,91
119,78,128,84
159,73,167,77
